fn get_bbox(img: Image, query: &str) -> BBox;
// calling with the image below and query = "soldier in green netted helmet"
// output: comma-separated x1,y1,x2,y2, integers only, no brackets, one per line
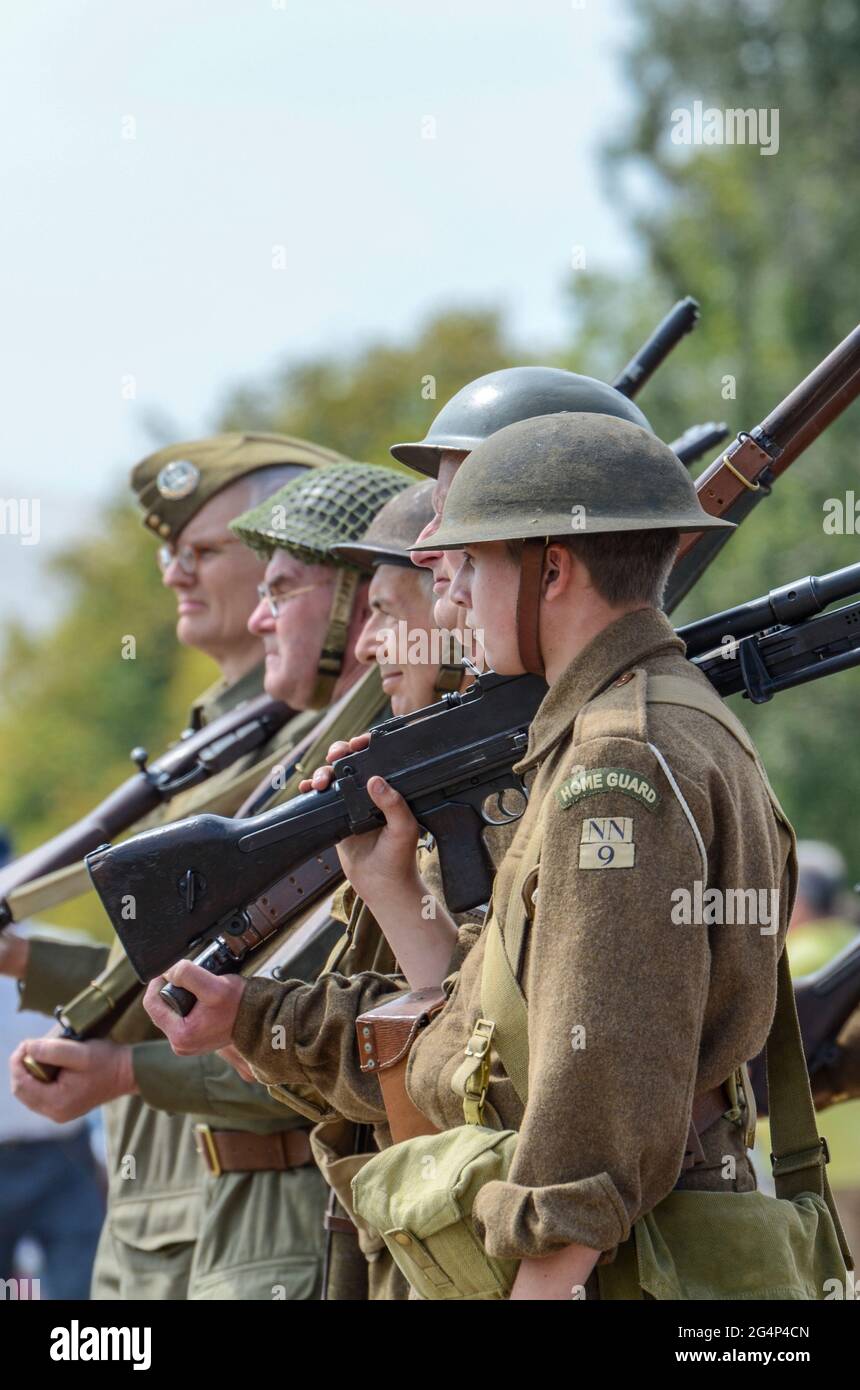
231,461,411,712
9,437,410,1305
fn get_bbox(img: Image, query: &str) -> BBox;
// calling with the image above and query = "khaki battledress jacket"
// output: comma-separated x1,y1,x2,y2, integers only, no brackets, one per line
233,609,795,1263
21,666,327,1300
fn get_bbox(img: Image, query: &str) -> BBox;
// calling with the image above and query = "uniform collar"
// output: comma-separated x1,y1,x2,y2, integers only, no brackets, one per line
190,660,266,729
516,607,685,771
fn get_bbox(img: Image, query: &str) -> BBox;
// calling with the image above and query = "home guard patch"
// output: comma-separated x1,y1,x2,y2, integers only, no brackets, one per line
579,817,635,869
556,767,660,811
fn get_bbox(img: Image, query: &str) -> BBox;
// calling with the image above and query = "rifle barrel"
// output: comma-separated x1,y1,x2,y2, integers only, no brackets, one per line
679,561,860,658
612,296,700,399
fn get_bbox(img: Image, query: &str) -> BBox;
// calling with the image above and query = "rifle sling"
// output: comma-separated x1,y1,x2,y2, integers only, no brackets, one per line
234,848,342,957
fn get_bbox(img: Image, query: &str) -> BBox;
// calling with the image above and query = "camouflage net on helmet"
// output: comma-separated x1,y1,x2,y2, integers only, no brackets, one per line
230,461,411,565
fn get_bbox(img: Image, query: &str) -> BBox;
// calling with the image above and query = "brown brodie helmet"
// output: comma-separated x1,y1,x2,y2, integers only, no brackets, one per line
412,411,734,676
330,481,465,696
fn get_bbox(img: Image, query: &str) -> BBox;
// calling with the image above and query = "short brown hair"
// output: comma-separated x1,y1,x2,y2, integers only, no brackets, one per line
507,530,680,608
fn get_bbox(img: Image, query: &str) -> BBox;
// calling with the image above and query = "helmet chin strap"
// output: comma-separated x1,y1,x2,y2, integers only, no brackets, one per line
308,566,360,709
516,538,547,678
433,628,467,696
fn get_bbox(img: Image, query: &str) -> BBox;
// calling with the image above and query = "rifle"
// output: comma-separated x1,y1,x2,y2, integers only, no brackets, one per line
86,671,546,992
24,667,389,1081
0,692,292,929
87,564,860,1014
748,933,860,1116
682,560,860,702
669,422,730,468
611,297,728,466
612,296,700,398
666,324,860,609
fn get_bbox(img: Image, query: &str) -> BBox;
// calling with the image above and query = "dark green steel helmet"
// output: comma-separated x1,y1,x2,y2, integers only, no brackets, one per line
389,367,652,478
413,413,734,551
330,481,435,572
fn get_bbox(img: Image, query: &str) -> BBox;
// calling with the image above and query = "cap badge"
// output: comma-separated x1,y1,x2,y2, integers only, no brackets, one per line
156,459,200,499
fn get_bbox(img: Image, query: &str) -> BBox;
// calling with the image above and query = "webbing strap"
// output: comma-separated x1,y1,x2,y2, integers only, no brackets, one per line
480,916,529,1107
259,664,387,810
309,567,361,709
7,859,93,918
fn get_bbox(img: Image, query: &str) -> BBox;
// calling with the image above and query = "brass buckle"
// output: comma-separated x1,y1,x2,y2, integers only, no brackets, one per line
463,1019,495,1125
194,1123,222,1177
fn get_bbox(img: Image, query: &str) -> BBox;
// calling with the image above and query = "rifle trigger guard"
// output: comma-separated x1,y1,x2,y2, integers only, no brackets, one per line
480,779,529,827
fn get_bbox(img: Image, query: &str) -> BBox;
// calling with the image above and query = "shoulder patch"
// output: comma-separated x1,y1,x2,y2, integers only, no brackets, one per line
579,816,635,869
556,766,660,811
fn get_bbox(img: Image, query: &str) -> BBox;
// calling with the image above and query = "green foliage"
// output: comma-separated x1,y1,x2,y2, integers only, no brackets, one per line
565,0,860,864
219,308,523,468
0,503,214,932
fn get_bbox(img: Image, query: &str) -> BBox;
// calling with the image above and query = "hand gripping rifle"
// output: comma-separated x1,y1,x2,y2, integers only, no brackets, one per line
23,668,389,1081
0,693,293,930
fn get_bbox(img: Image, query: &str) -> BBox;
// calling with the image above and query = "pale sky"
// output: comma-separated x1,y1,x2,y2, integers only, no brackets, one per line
0,0,639,626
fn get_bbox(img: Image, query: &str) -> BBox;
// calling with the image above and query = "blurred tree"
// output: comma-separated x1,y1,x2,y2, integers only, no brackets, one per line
0,311,519,934
561,0,860,862
219,307,522,466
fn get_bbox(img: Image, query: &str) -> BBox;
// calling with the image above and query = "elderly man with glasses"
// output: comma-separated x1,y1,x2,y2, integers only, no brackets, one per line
8,434,407,1302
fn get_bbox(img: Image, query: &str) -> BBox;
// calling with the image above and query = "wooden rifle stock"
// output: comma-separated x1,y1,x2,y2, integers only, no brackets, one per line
666,325,860,612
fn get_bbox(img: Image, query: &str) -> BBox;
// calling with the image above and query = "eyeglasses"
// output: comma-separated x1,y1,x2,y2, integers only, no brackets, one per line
256,578,329,617
157,539,242,576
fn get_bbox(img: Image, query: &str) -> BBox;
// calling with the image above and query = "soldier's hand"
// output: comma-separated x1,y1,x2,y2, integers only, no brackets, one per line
142,961,246,1056
825,1002,860,1106
298,732,371,793
10,1037,138,1122
334,775,422,907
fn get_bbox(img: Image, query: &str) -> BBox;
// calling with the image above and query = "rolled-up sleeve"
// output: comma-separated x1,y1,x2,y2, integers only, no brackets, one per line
474,735,714,1259
232,970,402,1125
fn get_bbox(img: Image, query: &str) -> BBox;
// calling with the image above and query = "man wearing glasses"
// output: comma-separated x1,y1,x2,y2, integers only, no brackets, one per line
9,434,407,1301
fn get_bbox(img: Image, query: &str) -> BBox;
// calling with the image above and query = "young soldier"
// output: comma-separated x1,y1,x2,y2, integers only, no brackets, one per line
10,450,408,1300
145,413,799,1300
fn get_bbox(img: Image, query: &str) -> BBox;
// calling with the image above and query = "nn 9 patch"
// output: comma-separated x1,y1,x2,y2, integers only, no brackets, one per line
579,816,635,869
